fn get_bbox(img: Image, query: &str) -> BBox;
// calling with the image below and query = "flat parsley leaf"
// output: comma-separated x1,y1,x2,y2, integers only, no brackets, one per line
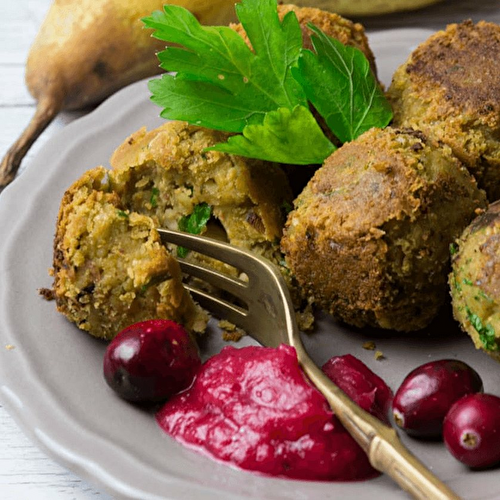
144,0,392,165
208,106,335,164
143,0,306,133
150,187,160,208
177,203,212,258
293,24,393,143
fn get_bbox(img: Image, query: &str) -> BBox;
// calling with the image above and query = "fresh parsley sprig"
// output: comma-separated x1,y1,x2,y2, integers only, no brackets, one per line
293,24,393,143
144,0,306,132
143,0,392,165
466,307,498,352
207,105,335,164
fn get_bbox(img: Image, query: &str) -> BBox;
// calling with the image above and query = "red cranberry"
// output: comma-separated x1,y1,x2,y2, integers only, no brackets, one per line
322,354,393,424
103,319,201,403
443,393,500,468
392,359,483,438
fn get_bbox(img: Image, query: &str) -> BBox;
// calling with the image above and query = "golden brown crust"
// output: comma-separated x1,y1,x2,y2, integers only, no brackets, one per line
111,121,292,259
388,20,500,200
405,21,500,116
52,166,208,340
51,121,302,338
282,127,487,331
450,200,500,362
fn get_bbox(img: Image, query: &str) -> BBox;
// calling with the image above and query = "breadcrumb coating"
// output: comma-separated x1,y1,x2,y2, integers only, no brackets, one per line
282,127,487,331
450,201,500,362
388,20,500,201
52,167,207,340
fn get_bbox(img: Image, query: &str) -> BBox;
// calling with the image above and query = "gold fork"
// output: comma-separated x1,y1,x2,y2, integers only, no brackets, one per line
158,228,461,500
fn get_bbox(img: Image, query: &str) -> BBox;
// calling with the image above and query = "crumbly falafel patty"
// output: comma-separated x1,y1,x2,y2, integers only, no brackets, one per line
110,121,315,329
281,127,487,332
110,121,292,270
51,121,300,339
387,20,500,201
52,167,208,340
450,201,500,361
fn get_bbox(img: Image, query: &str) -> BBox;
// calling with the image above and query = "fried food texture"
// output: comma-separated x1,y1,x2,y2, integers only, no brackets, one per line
51,121,294,339
52,167,208,340
387,20,500,201
110,121,292,267
450,201,500,361
281,127,487,331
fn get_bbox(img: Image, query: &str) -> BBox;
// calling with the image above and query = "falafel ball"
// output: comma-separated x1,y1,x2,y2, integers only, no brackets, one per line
51,167,208,340
110,121,292,270
387,20,500,201
109,121,316,330
450,201,500,361
281,127,487,332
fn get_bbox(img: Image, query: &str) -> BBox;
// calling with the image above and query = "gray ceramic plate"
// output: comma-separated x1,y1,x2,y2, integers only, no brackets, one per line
1,28,500,500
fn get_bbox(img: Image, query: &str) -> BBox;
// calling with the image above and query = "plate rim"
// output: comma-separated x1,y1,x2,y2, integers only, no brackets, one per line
0,27,490,500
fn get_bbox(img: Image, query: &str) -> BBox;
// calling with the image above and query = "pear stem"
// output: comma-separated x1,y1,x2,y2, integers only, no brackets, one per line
0,96,62,189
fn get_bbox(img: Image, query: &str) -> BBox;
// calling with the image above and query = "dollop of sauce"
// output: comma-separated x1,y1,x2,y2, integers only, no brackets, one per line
156,345,392,481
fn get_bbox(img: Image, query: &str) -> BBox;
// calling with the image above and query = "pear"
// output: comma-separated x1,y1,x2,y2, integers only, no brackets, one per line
0,0,237,188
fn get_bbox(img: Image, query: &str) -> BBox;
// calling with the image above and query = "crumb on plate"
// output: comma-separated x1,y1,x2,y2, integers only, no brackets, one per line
362,341,376,350
219,319,245,342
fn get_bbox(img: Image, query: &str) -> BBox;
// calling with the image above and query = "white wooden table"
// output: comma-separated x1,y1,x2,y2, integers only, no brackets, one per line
1,1,500,499
1,2,111,497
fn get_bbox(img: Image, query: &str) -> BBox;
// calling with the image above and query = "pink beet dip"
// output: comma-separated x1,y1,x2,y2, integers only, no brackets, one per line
156,345,392,481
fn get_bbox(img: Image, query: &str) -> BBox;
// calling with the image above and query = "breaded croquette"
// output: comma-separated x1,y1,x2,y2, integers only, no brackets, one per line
51,167,208,340
388,20,500,201
450,200,500,362
281,127,487,331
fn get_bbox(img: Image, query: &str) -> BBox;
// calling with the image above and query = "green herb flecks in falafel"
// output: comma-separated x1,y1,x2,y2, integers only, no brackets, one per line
177,203,212,258
450,200,500,362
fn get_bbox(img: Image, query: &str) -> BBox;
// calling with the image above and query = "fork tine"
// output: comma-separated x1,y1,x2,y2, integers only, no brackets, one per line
158,228,257,272
158,227,297,346
184,283,251,329
158,230,460,500
178,259,248,300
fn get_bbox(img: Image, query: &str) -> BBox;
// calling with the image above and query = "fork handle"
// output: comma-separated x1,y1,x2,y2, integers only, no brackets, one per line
370,433,461,500
294,344,461,500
